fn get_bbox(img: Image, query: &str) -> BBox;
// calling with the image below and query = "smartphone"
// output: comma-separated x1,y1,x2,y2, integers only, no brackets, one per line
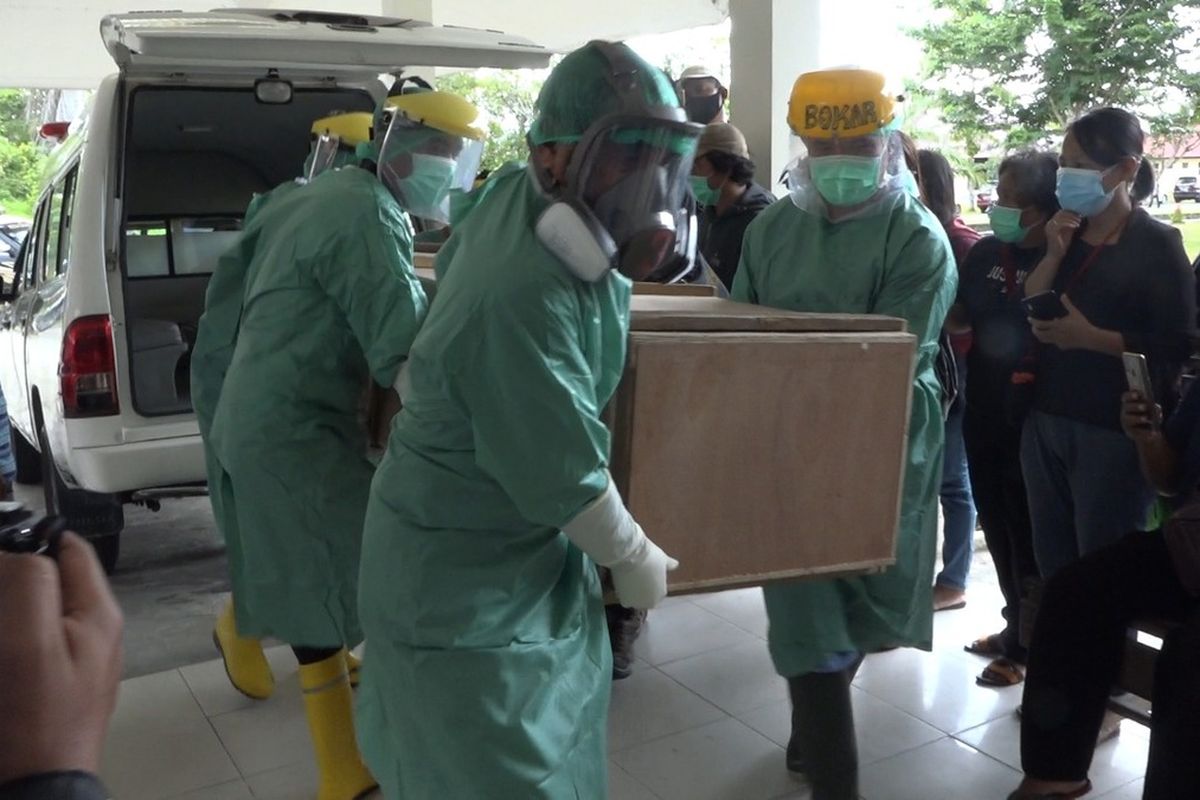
0,504,66,559
1021,290,1067,320
1123,352,1154,401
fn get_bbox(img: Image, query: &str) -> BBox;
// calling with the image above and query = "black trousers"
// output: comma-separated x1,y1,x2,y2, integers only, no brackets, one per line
1021,532,1200,798
293,646,340,665
963,404,1040,659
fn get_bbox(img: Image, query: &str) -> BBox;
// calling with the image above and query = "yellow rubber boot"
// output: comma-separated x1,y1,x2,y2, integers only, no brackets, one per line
299,651,377,800
344,650,361,689
212,599,274,700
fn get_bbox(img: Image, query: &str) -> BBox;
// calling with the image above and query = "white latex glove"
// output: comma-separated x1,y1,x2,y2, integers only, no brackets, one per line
562,474,679,609
609,534,679,609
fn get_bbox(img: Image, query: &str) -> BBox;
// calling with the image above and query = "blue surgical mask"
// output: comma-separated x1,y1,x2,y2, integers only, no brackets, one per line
1055,167,1116,217
809,155,883,207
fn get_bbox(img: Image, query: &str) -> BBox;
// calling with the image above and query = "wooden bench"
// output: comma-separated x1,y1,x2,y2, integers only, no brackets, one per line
1110,618,1180,726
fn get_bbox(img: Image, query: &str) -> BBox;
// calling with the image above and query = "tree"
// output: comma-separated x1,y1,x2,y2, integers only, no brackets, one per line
911,0,1200,151
0,90,31,141
0,89,48,213
902,83,991,187
435,70,544,173
1149,102,1200,173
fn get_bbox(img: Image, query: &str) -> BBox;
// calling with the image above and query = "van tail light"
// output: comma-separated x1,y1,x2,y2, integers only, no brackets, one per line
60,316,119,418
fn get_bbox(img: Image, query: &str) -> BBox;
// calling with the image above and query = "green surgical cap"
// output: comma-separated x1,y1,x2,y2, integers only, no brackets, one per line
529,42,681,146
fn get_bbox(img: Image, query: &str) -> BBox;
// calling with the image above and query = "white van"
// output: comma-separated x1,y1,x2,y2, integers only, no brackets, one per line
0,9,549,571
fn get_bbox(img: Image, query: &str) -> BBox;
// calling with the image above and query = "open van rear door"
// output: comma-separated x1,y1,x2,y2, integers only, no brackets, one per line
101,9,552,76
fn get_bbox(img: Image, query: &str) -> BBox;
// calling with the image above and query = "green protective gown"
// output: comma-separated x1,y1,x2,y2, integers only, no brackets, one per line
355,166,630,798
731,191,956,678
193,181,302,569
199,166,428,647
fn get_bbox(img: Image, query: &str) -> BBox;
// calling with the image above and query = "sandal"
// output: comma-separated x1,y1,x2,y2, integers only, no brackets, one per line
1006,779,1092,799
977,656,1025,687
965,633,1006,657
933,585,967,611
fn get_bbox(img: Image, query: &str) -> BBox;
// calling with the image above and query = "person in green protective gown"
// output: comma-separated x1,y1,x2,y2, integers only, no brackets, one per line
193,91,486,800
193,110,376,703
355,41,699,798
731,68,957,800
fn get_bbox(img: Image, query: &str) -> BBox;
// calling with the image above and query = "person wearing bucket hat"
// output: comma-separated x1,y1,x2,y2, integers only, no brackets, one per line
690,122,774,289
354,41,693,798
195,89,483,800
677,64,728,124
732,67,956,800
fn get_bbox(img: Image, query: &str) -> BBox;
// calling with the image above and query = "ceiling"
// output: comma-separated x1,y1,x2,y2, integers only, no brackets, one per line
0,0,727,89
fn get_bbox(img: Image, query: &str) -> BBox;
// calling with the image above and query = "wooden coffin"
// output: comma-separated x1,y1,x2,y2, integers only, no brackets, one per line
610,296,916,594
370,268,918,593
631,281,718,297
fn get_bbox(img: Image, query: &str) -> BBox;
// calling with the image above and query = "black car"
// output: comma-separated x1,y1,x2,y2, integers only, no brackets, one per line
0,216,31,287
1174,176,1200,203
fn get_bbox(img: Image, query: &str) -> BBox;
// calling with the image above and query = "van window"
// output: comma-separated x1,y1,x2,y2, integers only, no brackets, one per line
40,166,79,282
55,168,78,275
173,218,242,275
125,222,171,278
22,201,49,291
124,216,241,278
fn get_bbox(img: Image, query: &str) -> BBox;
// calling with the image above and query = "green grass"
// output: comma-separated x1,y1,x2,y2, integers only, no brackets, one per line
1177,221,1200,263
0,196,34,218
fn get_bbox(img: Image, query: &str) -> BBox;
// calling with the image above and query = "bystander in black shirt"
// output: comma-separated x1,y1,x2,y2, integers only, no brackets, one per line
1033,208,1196,431
698,182,775,290
958,236,1042,421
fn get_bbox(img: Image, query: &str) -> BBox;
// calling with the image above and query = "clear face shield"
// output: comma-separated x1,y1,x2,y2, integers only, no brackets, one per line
786,129,912,221
306,133,344,181
567,116,700,281
377,111,485,223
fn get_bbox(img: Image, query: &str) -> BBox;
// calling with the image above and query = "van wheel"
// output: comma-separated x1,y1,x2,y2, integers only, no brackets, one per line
36,418,125,574
11,427,43,485
88,532,122,575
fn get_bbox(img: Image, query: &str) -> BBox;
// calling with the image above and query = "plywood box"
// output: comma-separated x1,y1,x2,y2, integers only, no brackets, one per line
610,296,916,594
632,281,718,297
370,277,917,593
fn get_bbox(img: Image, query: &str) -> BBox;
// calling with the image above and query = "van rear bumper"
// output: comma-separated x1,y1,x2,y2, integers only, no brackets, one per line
64,435,206,494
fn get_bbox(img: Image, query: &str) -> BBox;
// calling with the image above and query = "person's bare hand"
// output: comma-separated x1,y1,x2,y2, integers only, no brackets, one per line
1044,210,1082,259
0,533,123,784
1120,390,1163,444
1029,295,1096,350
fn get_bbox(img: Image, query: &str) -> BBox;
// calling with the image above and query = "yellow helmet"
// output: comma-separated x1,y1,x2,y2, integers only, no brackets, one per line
310,111,373,147
385,91,486,142
787,68,899,140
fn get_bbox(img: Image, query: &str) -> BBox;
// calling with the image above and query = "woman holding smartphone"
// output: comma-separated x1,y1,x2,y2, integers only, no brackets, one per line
1020,107,1195,580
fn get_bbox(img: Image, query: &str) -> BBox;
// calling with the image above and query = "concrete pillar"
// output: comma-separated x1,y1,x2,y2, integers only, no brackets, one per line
729,0,824,193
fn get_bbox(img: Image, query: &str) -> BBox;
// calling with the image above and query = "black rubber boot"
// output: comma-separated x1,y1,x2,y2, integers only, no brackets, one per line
606,604,647,680
785,665,861,800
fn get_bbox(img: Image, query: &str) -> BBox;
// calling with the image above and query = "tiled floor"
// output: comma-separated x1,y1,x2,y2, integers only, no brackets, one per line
100,581,1152,800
